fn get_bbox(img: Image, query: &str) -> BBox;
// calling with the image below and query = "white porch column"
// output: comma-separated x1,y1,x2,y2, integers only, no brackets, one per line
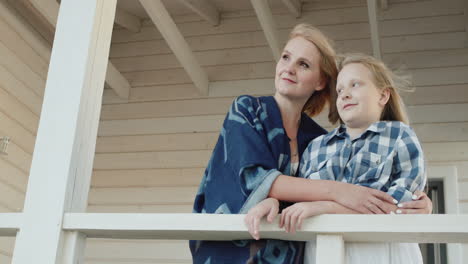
12,0,116,263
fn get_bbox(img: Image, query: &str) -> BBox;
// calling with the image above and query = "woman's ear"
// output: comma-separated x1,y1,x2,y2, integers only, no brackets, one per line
379,88,391,107
315,77,327,92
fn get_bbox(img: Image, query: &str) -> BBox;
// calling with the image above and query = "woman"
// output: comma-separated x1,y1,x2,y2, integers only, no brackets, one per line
191,24,431,263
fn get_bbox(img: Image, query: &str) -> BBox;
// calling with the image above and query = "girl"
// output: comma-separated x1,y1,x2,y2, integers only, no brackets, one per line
283,53,425,263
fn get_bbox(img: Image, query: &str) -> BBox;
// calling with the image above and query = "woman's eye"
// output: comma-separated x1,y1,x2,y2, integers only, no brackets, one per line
300,62,309,68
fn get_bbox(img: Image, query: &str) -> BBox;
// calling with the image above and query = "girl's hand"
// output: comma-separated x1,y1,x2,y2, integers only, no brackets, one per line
279,202,327,234
395,190,433,214
334,184,397,214
244,198,279,240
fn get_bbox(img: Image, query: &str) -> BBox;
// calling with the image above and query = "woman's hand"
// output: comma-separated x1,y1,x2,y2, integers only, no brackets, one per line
280,202,327,234
244,198,279,240
334,183,397,214
395,190,433,214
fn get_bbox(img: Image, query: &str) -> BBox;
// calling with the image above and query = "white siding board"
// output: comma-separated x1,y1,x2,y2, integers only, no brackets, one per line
0,142,31,174
384,48,468,70
0,41,45,97
403,84,468,105
0,183,24,211
0,64,42,115
0,158,28,192
93,150,211,170
88,187,198,205
100,98,233,120
98,115,224,136
381,0,463,20
0,86,39,133
382,32,467,54
408,104,468,124
380,15,465,37
413,123,468,143
91,168,204,188
96,133,218,153
410,66,468,86
0,17,49,79
87,204,192,213
423,142,468,162
0,110,36,154
85,239,191,261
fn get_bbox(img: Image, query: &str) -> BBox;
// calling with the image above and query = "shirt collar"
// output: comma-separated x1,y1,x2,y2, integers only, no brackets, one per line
324,121,387,144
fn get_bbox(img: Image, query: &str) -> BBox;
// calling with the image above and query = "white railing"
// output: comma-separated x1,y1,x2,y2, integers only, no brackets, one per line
1,213,467,263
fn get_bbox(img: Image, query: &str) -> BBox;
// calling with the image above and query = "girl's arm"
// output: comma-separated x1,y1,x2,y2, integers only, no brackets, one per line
269,175,398,214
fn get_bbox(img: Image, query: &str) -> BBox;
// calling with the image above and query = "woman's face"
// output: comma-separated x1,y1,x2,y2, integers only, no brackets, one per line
275,37,324,102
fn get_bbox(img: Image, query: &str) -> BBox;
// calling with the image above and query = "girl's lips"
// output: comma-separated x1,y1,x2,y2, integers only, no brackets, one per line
343,104,356,110
282,78,297,84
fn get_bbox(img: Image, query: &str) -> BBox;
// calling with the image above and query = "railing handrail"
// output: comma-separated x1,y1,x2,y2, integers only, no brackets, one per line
2,213,468,243
61,213,468,243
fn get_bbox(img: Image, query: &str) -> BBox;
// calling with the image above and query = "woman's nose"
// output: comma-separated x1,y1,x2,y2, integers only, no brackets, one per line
284,62,295,74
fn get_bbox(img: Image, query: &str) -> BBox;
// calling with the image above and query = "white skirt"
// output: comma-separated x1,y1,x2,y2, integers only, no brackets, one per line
304,241,423,264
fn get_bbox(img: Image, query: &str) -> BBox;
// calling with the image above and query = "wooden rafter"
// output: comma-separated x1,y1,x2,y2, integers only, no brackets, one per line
16,0,131,100
281,0,302,18
115,7,142,33
179,0,220,26
250,0,281,61
140,0,209,95
380,0,388,10
367,0,382,59
465,0,468,44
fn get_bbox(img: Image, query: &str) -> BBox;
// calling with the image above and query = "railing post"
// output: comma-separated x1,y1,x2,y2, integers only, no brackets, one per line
316,234,345,264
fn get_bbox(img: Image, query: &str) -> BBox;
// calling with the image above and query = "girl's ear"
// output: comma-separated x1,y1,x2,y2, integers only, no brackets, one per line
379,88,391,107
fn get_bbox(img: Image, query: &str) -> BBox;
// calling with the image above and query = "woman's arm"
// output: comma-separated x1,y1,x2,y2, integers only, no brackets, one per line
269,175,398,214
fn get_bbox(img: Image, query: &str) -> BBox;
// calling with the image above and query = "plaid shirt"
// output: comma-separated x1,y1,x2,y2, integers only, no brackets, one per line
300,121,426,202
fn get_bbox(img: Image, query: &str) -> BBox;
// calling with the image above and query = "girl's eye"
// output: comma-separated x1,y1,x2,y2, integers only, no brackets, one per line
336,88,342,94
282,54,289,60
352,82,359,87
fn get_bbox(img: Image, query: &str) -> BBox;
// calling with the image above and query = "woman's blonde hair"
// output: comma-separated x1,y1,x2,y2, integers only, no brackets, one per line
288,24,338,120
329,53,411,125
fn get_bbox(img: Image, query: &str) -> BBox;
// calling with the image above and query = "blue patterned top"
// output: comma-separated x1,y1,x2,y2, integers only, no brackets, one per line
300,121,426,203
191,95,327,264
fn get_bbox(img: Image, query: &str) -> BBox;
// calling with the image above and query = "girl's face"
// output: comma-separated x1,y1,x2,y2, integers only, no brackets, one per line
274,37,324,103
336,63,389,131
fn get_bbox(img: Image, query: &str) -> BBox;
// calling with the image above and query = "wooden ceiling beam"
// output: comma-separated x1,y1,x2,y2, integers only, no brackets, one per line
140,0,209,95
250,0,281,61
281,0,302,18
179,0,220,26
367,0,382,59
115,7,142,33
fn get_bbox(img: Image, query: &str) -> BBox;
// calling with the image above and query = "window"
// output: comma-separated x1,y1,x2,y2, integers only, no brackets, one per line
420,180,447,264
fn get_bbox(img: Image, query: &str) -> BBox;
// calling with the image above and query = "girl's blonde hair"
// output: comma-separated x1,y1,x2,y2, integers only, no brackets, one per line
288,24,338,120
329,53,411,125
